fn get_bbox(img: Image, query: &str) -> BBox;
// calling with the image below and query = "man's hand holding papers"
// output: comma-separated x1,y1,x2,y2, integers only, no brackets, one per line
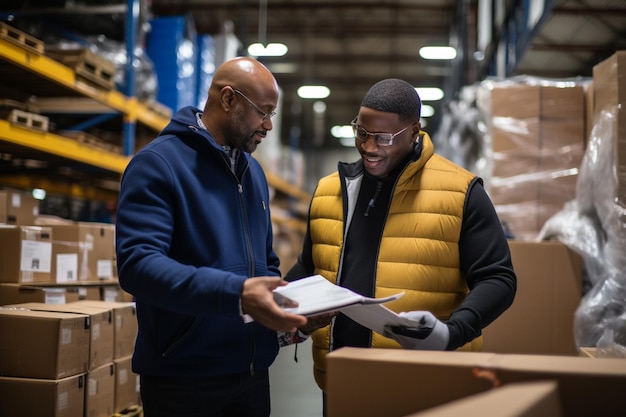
274,275,416,335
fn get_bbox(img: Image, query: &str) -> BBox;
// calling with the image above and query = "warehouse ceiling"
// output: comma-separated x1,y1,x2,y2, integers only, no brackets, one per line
2,0,626,152
148,0,626,150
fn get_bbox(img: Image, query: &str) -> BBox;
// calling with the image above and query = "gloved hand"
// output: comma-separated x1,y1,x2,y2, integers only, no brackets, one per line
383,311,449,350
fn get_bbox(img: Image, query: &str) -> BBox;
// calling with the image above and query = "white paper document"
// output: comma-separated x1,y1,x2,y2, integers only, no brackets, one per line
274,275,416,333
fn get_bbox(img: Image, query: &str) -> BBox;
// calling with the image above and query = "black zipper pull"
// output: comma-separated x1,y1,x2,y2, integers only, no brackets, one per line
364,180,383,216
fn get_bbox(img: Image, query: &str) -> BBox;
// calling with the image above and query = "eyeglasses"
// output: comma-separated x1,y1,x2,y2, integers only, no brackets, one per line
233,89,277,121
351,117,413,147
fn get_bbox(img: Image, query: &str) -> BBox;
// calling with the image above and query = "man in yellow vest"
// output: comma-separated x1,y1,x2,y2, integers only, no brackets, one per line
285,78,517,397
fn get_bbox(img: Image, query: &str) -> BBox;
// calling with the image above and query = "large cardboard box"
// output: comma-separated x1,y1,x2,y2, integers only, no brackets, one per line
326,348,626,417
0,374,85,417
114,355,140,413
0,225,53,283
6,302,115,369
482,240,583,355
0,308,89,379
404,381,562,417
86,362,116,417
74,300,137,359
0,189,39,225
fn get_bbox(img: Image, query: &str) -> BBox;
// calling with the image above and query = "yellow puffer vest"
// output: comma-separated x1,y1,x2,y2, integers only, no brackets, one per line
309,133,482,391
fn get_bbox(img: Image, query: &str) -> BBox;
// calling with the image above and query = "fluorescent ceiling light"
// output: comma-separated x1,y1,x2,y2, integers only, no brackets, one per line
419,46,457,60
297,85,330,99
32,188,46,200
313,101,327,113
331,124,353,139
331,124,357,147
338,138,356,147
415,87,444,101
421,104,435,118
247,42,288,57
266,62,298,73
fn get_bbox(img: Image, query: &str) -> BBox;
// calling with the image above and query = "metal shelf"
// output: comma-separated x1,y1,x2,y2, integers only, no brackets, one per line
0,36,169,132
0,119,129,173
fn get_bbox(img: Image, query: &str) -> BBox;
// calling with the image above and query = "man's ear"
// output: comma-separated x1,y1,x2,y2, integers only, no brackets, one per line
220,86,236,112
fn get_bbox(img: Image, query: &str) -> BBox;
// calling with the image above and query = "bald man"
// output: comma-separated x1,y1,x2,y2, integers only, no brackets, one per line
116,57,308,417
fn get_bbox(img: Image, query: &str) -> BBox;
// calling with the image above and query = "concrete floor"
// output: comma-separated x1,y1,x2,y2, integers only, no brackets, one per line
270,338,323,417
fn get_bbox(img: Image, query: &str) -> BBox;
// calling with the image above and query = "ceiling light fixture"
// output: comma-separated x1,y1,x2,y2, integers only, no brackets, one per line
421,104,435,118
419,46,457,60
247,0,288,57
248,42,288,57
331,124,356,147
297,85,330,99
415,87,444,101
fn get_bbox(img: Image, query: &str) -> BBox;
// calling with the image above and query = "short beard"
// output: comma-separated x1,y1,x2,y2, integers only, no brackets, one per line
230,109,258,153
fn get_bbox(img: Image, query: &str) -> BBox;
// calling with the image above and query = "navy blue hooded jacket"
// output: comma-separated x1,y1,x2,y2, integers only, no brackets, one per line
116,106,281,378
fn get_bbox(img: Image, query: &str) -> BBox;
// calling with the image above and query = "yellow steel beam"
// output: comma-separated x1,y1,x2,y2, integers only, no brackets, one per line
0,174,120,201
0,119,130,173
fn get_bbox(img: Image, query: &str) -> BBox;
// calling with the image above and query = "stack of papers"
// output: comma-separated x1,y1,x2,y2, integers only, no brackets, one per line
274,275,421,334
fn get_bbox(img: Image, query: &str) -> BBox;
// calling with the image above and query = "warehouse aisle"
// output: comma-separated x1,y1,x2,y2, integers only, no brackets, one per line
270,338,323,417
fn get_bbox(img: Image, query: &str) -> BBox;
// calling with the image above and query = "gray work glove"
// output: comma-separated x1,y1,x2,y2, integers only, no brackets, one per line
383,311,450,350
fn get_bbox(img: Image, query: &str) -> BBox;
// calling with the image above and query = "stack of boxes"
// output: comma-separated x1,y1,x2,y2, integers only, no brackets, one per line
0,189,129,305
484,80,586,240
481,51,626,357
0,300,139,417
0,188,140,415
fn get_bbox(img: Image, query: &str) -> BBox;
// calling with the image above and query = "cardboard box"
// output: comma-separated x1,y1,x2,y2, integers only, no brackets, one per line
403,381,562,417
74,300,137,359
491,121,540,155
46,223,115,282
114,355,140,413
0,283,80,305
86,362,116,417
593,50,626,116
540,85,585,120
0,225,53,283
6,302,115,369
592,51,626,201
0,189,39,225
0,374,85,417
0,308,89,379
482,240,583,356
101,284,134,303
492,84,541,119
326,348,626,417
